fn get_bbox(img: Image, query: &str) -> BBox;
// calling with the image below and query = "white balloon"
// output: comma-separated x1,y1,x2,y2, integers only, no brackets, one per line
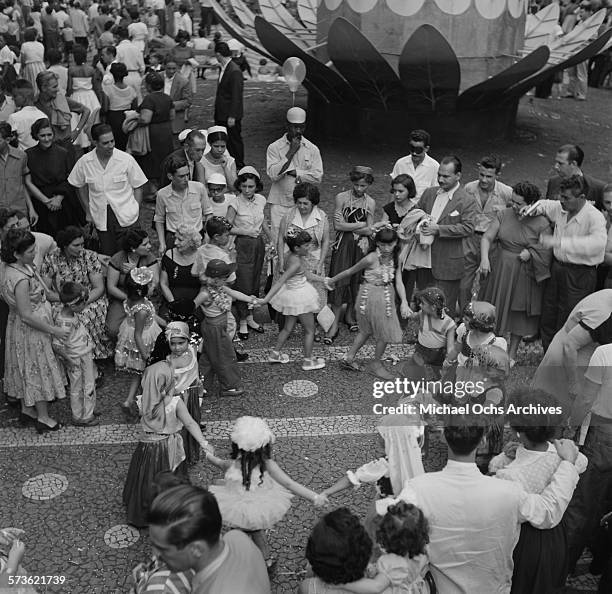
386,0,426,17
283,57,307,93
475,0,506,19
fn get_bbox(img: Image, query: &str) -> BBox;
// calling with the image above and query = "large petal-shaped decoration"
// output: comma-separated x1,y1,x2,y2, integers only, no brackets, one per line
229,0,256,29
254,16,360,105
258,0,316,47
548,8,607,58
398,25,460,113
502,29,612,101
458,46,550,110
297,0,318,34
327,17,407,110
210,0,274,58
524,3,560,52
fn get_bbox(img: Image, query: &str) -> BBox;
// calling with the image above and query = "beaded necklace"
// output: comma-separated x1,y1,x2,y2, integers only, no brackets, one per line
358,249,395,318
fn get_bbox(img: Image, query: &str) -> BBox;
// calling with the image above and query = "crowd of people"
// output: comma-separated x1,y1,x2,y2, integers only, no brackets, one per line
0,1,611,593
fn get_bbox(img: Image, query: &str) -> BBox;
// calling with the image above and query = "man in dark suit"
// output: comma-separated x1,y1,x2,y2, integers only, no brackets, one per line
164,58,192,137
160,129,206,188
546,144,606,209
417,155,478,316
214,42,244,169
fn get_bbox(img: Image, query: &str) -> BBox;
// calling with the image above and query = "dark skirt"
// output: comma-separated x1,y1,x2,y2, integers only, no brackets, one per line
329,232,368,307
511,520,568,594
107,110,128,151
200,313,241,391
138,121,174,184
234,235,265,319
180,381,203,465
123,438,170,528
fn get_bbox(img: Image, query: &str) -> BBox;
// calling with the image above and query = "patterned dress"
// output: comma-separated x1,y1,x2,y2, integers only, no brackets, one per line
115,299,162,372
41,249,113,359
1,264,66,407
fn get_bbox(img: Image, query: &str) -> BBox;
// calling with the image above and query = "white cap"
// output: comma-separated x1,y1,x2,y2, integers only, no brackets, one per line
227,39,242,52
238,165,260,179
207,125,228,137
177,128,192,142
287,107,306,124
206,173,227,185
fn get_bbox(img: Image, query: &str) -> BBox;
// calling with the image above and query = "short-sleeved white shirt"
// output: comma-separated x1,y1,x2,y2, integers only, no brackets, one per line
68,148,147,231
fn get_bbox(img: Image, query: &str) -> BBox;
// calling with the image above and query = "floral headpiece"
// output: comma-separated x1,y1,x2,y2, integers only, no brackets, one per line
463,301,497,332
63,285,90,307
285,226,301,239
211,216,233,232
130,267,154,286
231,416,275,452
471,344,510,375
415,287,446,319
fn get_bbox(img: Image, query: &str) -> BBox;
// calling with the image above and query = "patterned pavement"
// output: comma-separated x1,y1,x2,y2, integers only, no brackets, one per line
0,324,600,593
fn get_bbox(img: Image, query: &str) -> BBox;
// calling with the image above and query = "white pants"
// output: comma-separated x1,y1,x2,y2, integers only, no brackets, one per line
270,203,293,246
68,352,97,422
567,61,588,99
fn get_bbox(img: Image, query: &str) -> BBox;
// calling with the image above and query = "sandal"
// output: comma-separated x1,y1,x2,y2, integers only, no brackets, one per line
268,351,291,364
348,324,359,333
323,329,339,345
247,321,264,333
302,357,326,371
340,359,363,372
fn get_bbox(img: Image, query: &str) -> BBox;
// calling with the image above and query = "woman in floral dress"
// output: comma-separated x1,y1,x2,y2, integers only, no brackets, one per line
40,226,112,359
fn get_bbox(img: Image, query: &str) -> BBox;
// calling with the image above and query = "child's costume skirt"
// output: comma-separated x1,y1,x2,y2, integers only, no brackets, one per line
356,284,403,343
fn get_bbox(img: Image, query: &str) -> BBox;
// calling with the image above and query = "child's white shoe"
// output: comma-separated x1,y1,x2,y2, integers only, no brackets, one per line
302,357,325,371
268,351,290,364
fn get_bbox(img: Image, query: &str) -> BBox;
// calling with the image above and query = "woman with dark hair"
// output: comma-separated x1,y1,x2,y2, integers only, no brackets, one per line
25,118,83,235
479,181,553,363
169,29,196,94
101,62,137,151
1,229,68,433
106,227,159,339
40,225,112,359
490,387,588,594
226,166,271,340
299,507,373,593
202,125,237,187
136,71,174,193
67,45,100,149
324,166,376,343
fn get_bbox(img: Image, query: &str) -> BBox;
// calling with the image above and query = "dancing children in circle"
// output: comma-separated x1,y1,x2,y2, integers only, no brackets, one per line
327,227,404,380
205,416,329,569
123,361,213,528
115,268,163,415
260,229,326,370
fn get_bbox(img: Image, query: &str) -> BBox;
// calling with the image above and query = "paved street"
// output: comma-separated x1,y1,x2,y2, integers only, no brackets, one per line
0,324,600,593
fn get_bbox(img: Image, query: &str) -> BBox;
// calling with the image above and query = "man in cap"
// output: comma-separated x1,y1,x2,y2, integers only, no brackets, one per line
266,107,323,244
214,42,244,169
161,129,207,185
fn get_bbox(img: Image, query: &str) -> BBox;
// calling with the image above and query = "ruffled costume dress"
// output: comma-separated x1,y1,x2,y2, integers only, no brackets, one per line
356,253,403,343
269,267,320,316
115,299,162,372
209,463,293,531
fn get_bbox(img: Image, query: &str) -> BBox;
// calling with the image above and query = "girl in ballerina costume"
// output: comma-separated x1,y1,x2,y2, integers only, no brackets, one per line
123,361,214,528
149,321,204,466
260,228,326,370
327,227,406,380
206,416,329,570
115,267,164,415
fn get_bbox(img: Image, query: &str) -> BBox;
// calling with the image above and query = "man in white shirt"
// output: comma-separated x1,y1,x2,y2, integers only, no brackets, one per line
522,173,607,351
391,129,439,199
115,26,145,102
68,123,147,256
99,45,118,86
460,155,513,311
266,107,323,244
7,80,47,151
394,418,580,594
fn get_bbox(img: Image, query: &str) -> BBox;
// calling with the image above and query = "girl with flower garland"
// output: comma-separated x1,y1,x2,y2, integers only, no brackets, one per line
260,229,326,370
115,268,164,415
327,227,405,379
206,416,329,570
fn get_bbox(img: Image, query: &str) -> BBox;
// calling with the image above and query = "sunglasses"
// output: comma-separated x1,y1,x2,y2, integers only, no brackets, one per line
409,145,425,155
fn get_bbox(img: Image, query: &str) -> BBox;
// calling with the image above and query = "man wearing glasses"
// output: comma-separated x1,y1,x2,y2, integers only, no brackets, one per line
390,129,439,199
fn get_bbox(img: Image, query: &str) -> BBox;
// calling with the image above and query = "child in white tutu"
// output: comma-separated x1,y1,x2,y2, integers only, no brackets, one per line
206,416,329,569
260,229,326,371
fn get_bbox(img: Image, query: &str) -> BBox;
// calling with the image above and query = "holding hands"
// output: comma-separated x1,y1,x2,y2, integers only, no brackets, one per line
400,300,414,319
313,493,329,508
